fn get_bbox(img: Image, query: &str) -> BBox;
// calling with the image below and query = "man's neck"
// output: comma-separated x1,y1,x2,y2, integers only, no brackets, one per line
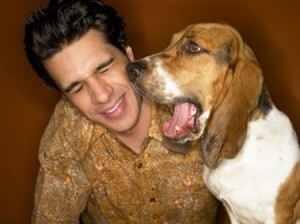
112,97,152,154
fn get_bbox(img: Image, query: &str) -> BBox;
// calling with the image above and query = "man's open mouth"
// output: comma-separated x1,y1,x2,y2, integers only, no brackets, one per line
163,101,201,141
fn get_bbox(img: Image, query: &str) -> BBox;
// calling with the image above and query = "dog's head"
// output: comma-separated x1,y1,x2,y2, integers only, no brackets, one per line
127,23,265,168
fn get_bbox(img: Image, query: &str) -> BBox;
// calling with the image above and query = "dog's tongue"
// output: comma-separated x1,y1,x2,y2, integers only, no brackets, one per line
163,102,196,139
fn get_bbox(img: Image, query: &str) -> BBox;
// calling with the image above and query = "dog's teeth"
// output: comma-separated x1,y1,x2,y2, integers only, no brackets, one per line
175,126,180,131
191,109,196,116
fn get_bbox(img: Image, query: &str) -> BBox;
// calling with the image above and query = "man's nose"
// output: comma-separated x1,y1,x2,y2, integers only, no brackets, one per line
86,76,114,104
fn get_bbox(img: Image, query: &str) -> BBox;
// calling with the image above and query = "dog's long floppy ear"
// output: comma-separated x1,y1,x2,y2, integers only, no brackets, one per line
200,33,263,169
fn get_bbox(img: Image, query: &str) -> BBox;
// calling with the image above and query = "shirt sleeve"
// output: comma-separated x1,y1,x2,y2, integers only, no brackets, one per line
32,100,92,224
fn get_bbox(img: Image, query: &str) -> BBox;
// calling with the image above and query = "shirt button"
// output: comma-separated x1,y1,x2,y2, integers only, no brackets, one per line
137,162,143,168
150,198,155,202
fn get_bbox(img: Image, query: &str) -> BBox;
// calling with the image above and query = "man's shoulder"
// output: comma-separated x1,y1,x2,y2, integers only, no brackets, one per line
53,98,83,121
53,98,106,133
38,98,107,160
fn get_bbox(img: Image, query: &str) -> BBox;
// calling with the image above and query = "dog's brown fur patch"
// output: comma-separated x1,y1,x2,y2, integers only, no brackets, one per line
275,161,300,223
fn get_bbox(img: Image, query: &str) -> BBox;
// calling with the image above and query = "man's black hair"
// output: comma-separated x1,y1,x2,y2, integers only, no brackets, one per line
24,0,128,89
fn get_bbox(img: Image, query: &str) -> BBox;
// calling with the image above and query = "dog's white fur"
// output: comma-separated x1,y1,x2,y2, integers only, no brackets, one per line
145,59,183,101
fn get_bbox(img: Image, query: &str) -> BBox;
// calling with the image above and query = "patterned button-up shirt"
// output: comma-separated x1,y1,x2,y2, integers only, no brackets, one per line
32,98,218,224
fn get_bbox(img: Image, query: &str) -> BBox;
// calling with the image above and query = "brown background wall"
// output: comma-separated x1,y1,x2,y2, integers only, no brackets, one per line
0,0,299,223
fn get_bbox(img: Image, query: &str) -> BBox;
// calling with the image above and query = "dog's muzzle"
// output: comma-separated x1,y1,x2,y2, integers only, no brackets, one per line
126,62,146,83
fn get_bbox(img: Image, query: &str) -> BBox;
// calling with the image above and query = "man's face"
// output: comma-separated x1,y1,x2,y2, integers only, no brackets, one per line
44,29,140,133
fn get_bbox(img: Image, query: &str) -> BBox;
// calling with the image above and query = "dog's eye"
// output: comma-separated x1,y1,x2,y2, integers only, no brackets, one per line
183,42,206,54
188,42,201,53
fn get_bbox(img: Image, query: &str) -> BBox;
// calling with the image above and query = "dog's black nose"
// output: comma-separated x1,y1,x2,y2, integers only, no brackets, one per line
126,62,146,83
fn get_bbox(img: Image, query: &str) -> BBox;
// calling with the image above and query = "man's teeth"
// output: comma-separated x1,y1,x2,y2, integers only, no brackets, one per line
105,97,123,114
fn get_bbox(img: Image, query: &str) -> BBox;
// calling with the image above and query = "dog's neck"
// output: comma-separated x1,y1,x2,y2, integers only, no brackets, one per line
250,82,273,121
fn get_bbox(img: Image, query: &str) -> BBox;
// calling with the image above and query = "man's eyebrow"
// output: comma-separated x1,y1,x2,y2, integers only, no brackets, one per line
63,57,115,93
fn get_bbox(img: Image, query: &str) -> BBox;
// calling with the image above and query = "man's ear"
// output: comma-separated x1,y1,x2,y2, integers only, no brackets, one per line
125,46,135,62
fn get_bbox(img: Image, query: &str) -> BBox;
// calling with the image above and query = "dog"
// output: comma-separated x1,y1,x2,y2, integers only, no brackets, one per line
127,23,300,224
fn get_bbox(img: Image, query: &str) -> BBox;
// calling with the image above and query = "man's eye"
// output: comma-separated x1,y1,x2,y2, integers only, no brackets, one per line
100,68,110,74
72,85,84,94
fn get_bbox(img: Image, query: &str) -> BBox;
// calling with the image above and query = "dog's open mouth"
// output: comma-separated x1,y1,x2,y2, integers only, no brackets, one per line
163,102,200,141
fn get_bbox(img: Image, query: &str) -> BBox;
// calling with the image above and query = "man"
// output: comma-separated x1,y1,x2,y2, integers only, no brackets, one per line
24,0,218,223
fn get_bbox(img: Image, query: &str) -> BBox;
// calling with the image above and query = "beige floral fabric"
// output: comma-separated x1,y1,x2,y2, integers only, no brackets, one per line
32,98,218,224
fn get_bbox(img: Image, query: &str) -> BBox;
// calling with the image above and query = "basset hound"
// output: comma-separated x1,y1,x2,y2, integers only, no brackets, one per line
127,23,300,224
